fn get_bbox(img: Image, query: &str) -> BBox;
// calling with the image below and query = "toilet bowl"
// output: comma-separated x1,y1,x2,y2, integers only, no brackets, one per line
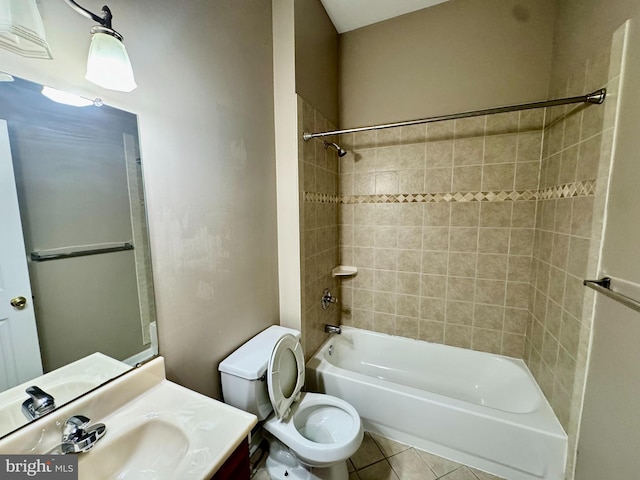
219,326,363,480
264,392,363,467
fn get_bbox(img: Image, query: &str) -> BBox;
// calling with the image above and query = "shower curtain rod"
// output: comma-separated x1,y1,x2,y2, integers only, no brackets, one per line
302,88,606,141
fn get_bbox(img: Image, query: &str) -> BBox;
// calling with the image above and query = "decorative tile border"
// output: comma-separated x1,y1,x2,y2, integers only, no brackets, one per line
303,192,340,204
538,180,596,200
303,180,596,204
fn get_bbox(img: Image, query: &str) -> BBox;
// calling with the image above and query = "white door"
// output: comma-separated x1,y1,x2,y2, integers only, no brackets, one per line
0,119,43,390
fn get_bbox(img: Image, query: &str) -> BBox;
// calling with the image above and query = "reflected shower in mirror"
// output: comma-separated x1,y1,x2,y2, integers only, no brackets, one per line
0,73,157,437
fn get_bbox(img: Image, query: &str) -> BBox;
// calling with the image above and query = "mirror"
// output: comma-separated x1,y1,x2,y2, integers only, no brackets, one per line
0,73,157,437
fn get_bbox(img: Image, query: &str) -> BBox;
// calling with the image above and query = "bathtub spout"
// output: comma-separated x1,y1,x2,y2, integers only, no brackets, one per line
324,324,341,334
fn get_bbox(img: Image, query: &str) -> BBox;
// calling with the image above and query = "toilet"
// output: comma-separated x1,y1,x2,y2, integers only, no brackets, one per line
219,325,363,480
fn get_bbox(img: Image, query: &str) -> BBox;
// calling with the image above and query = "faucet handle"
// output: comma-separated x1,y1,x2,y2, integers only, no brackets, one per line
61,415,107,454
63,415,91,441
25,386,55,411
21,386,56,421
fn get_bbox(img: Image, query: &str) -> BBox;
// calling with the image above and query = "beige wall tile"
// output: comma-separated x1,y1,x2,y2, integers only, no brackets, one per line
427,121,454,142
398,227,422,249
450,203,480,226
444,324,472,348
375,270,397,293
397,272,421,296
421,251,448,275
474,304,504,330
424,167,453,192
449,227,478,252
419,320,445,342
376,171,399,194
399,170,425,192
486,112,519,135
426,140,454,168
472,328,502,354
475,279,507,305
448,252,477,277
455,116,486,139
453,137,484,166
377,128,402,148
446,301,474,326
424,203,451,226
517,131,544,163
419,297,446,322
480,202,512,227
423,227,450,251
478,228,510,254
399,144,426,169
395,316,420,339
373,312,396,334
484,134,518,164
398,249,422,273
401,125,427,145
374,292,396,314
396,295,420,320
452,165,483,191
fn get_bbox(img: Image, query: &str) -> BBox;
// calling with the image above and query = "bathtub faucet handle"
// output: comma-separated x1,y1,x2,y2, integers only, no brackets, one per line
321,288,338,310
324,324,341,334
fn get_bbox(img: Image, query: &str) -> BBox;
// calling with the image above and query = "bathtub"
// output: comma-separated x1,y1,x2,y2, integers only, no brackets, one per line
305,327,567,480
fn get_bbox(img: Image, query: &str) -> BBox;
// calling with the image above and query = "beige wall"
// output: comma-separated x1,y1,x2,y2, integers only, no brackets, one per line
339,0,556,127
549,1,640,479
294,0,339,125
0,0,279,399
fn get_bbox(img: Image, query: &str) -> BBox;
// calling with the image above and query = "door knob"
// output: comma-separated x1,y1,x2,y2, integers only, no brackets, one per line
10,296,27,309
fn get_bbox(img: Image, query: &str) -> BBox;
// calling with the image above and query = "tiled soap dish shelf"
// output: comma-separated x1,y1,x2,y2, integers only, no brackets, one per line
332,266,358,277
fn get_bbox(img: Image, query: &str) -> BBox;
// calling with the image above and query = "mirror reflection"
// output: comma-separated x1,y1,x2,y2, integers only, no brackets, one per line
0,73,157,437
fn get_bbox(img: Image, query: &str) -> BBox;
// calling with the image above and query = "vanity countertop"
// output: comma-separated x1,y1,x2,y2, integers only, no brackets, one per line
0,357,257,479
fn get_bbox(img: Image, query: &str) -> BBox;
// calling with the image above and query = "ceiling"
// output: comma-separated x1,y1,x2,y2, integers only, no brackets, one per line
319,0,450,34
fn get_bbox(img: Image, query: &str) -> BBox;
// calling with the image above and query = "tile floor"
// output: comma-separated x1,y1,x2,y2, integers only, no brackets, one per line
253,432,505,480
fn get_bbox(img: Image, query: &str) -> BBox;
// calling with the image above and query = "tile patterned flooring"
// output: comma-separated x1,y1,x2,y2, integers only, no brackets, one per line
253,432,505,480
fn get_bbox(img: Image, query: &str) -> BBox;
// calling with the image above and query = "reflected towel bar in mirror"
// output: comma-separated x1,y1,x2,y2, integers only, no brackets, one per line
31,242,134,262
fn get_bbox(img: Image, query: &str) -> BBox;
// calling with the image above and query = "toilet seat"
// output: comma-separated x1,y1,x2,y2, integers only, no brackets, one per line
264,392,364,467
267,334,305,420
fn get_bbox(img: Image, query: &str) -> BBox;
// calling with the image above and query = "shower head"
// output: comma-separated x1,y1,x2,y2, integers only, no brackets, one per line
323,141,347,157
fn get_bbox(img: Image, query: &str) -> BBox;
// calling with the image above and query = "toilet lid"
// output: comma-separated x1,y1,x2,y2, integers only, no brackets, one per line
267,333,305,420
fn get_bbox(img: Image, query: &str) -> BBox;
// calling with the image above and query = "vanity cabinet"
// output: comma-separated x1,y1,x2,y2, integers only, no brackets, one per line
211,439,250,480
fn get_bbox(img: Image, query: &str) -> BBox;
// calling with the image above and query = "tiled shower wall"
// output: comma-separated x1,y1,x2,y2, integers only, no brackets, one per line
525,23,625,478
336,112,546,358
298,97,340,359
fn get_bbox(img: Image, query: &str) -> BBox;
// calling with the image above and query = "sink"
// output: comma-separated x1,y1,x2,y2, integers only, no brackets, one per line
78,419,189,480
0,357,258,480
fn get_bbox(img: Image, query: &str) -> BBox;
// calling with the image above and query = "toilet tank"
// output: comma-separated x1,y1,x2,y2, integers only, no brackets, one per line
218,325,300,421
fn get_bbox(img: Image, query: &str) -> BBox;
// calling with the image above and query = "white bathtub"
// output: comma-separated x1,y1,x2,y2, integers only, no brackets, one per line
306,327,567,480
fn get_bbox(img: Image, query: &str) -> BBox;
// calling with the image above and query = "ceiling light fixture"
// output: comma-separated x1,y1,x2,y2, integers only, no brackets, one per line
41,86,101,107
64,0,136,92
0,0,52,59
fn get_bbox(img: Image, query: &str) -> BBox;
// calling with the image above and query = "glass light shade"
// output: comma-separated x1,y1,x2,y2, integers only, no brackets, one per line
0,0,52,59
85,32,137,92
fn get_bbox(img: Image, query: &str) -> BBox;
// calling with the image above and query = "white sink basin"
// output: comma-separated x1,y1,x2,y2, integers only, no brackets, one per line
0,357,258,480
79,419,189,480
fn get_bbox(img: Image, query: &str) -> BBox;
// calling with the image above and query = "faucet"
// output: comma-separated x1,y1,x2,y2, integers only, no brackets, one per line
321,288,338,310
58,415,107,454
22,386,56,421
324,324,341,334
